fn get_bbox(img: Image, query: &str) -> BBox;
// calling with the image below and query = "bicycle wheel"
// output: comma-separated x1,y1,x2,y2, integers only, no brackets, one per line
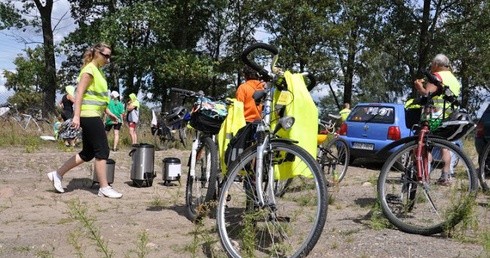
216,141,328,257
185,136,218,221
178,126,187,148
153,127,168,150
320,137,350,184
479,142,490,192
377,138,478,235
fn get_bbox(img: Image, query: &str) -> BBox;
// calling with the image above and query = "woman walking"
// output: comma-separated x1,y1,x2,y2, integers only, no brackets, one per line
47,43,122,198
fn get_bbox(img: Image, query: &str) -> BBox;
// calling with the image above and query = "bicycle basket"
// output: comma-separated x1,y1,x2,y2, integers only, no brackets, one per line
431,110,475,141
189,96,228,134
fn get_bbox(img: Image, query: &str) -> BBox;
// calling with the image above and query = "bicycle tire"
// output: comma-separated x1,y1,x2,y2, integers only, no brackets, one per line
377,137,478,235
153,127,168,150
478,142,490,192
185,136,218,222
178,126,187,148
321,137,350,184
216,141,328,257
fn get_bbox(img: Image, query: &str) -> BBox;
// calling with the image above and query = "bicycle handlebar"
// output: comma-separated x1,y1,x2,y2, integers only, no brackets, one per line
241,43,279,81
169,87,203,97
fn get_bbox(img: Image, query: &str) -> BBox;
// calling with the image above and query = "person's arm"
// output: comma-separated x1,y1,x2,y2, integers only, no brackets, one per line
67,94,75,103
414,79,439,95
105,108,118,122
71,73,93,129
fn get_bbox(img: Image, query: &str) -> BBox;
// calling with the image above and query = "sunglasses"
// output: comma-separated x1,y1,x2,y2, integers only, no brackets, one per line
98,51,111,59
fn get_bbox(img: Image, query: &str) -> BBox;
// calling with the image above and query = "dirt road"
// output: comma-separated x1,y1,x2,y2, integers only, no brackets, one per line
0,146,488,257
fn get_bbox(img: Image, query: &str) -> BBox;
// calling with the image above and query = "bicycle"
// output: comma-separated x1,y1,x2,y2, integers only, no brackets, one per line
216,43,328,257
0,103,48,133
317,115,350,185
275,115,350,196
182,89,228,222
151,88,192,150
477,142,490,192
376,69,478,235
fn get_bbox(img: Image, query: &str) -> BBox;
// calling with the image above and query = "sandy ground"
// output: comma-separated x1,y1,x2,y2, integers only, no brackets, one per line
0,145,488,258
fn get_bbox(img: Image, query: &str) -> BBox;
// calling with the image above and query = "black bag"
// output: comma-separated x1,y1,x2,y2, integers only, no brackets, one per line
224,123,257,166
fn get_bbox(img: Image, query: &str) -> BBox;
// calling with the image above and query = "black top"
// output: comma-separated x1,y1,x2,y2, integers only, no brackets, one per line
61,94,74,121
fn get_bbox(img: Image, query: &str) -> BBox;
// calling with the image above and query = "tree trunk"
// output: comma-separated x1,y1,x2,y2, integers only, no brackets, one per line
34,0,57,115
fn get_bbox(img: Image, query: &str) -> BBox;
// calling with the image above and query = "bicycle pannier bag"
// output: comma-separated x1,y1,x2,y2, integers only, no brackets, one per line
224,123,257,166
190,96,227,134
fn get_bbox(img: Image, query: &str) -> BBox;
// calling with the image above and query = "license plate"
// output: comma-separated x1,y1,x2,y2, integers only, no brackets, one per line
352,142,374,150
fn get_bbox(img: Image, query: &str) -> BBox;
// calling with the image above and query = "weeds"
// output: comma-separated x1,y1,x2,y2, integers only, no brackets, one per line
67,199,114,258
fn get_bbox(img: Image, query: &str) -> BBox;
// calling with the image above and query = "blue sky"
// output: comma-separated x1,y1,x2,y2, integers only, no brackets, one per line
0,0,75,102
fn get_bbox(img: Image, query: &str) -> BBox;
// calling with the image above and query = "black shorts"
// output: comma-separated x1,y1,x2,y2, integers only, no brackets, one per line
79,117,109,161
105,123,122,131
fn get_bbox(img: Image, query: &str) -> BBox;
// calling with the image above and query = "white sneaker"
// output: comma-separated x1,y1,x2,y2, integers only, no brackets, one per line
98,186,123,199
47,171,64,193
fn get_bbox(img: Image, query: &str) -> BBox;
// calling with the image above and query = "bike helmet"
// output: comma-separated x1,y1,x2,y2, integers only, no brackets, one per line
431,110,475,141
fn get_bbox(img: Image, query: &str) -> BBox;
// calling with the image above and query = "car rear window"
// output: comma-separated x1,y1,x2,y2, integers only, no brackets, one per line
348,106,395,124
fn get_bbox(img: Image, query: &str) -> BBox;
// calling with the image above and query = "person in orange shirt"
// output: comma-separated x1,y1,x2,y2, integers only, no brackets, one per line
236,66,265,123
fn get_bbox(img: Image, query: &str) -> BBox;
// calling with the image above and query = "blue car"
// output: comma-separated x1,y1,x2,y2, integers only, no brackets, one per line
338,103,413,163
338,102,463,165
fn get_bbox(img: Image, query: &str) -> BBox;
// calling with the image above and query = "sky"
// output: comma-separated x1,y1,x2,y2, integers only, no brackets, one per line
0,0,75,102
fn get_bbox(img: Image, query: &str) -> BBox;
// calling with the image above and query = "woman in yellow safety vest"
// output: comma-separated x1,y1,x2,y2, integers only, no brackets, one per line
47,43,123,198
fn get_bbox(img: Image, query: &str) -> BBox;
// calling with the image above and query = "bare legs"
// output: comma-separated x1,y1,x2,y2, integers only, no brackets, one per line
56,154,110,188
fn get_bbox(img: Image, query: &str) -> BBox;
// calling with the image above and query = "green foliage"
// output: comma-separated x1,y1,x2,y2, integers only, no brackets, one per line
0,1,28,29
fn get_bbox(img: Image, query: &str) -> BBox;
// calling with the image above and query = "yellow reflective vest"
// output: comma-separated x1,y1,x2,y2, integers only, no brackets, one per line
79,62,109,117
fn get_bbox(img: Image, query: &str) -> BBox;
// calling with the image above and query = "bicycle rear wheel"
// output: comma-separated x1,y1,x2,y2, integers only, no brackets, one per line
153,127,169,150
377,138,478,235
478,142,490,192
216,141,328,257
321,137,350,185
185,136,218,221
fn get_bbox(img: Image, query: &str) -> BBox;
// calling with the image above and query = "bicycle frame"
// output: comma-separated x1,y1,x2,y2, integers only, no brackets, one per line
188,130,214,178
415,122,431,182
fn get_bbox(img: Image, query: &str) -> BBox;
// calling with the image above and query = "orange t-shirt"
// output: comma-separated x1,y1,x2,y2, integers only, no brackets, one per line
236,79,264,122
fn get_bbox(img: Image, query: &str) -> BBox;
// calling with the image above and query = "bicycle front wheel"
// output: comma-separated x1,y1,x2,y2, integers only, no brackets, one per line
377,138,478,235
321,137,350,184
216,141,328,257
479,142,490,192
185,136,218,222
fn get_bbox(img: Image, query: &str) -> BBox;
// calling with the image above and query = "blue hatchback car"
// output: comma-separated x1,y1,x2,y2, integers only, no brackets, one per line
338,102,463,164
338,103,413,163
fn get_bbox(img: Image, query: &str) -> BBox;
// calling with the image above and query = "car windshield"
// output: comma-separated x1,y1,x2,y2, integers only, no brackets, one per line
348,106,395,124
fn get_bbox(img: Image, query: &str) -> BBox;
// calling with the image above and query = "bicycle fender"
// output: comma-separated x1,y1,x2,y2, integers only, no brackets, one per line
376,136,418,157
271,138,299,145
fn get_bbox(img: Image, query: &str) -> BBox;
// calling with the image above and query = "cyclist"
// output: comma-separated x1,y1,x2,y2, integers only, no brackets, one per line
339,102,351,123
413,53,461,185
105,91,125,151
126,93,140,145
236,66,265,123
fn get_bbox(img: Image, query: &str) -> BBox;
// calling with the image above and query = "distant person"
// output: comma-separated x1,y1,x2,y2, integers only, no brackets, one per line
105,91,125,151
339,102,351,123
59,86,75,121
126,93,140,145
47,43,122,198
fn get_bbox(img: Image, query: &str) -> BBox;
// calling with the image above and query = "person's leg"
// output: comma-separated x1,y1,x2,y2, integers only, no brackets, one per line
57,154,85,177
129,122,137,144
113,129,120,150
94,158,109,187
47,154,85,193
